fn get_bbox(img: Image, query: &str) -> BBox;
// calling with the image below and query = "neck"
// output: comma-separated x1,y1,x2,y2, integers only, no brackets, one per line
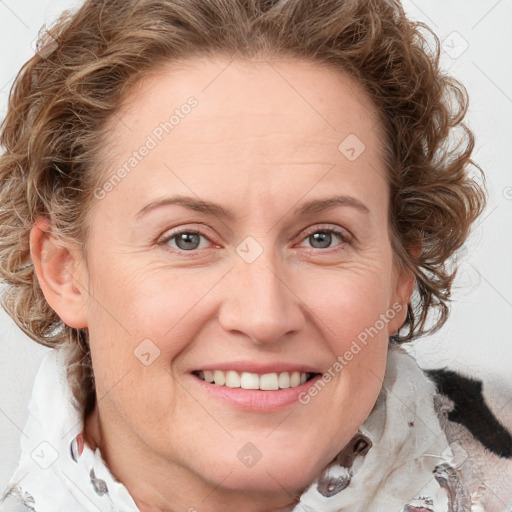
84,405,300,512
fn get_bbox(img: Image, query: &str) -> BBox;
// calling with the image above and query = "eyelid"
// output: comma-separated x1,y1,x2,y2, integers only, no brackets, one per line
157,222,354,254
155,224,214,252
298,223,353,243
294,224,353,252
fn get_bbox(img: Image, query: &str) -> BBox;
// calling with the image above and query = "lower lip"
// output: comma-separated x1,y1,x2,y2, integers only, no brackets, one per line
190,374,322,412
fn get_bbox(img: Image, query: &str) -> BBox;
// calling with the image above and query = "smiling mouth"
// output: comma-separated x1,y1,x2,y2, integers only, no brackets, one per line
192,370,320,390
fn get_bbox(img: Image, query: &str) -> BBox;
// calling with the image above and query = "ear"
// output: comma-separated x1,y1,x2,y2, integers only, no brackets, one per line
387,247,419,336
30,217,88,329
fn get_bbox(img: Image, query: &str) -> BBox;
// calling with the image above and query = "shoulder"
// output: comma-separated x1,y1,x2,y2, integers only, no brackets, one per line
426,365,512,511
296,345,472,511
0,484,37,512
427,368,512,458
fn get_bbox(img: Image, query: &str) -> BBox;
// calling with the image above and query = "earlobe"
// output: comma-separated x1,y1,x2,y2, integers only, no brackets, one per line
30,217,88,329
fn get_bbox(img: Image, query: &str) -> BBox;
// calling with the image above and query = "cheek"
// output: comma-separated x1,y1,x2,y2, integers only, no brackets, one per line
84,261,221,392
300,264,393,404
87,257,209,336
303,262,395,345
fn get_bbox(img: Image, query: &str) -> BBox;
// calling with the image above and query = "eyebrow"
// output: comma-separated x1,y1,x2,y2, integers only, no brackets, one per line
135,194,370,220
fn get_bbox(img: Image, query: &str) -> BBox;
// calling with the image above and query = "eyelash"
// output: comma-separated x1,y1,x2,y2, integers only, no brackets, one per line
157,224,353,255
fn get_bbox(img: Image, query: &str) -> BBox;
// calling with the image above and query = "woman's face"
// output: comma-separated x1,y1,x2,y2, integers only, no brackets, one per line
70,57,412,504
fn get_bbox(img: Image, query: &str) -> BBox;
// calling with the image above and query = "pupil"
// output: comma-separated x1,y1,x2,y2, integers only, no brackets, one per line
311,232,331,249
176,233,200,250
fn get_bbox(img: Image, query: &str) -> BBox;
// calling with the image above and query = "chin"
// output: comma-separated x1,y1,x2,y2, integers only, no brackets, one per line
197,444,327,496
217,467,312,498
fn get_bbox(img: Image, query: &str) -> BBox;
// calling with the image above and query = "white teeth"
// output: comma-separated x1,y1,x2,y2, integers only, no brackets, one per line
260,373,279,390
225,370,240,388
290,372,301,387
213,370,226,386
278,372,290,389
240,372,260,389
197,370,311,390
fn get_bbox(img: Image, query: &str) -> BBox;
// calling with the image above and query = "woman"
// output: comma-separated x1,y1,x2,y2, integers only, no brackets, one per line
0,0,506,510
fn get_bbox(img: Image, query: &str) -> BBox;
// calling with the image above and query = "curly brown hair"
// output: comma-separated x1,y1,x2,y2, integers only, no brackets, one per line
0,0,486,415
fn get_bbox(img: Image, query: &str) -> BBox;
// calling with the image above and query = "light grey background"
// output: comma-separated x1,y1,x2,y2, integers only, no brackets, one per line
1,0,511,492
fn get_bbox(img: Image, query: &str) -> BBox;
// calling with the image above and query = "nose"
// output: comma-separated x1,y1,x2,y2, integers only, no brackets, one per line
217,251,305,346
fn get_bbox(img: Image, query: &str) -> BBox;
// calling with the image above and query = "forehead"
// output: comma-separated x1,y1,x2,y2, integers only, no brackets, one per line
116,56,380,132
95,56,388,218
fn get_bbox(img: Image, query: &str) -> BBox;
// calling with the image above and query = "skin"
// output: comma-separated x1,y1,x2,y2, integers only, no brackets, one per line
31,56,414,512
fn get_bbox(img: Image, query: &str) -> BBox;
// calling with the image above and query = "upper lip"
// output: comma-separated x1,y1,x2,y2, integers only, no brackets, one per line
192,361,321,374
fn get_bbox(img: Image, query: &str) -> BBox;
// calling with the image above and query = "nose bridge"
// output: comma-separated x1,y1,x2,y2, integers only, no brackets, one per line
218,243,304,344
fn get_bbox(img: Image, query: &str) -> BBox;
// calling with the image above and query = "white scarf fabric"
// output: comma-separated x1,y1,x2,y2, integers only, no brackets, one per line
1,344,481,512
294,345,477,512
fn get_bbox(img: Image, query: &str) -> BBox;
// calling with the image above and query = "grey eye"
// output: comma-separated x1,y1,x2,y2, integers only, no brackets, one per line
173,232,202,251
308,231,336,249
